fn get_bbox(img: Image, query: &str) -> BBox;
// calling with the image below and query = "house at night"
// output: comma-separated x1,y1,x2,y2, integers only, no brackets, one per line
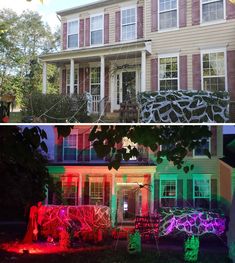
45,125,235,226
39,0,235,120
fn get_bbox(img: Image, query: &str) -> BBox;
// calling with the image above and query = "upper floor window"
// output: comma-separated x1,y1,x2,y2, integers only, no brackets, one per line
202,49,226,92
159,0,178,30
90,14,104,45
193,174,211,209
193,137,211,157
201,0,225,23
121,7,137,41
63,134,77,161
159,55,179,90
160,174,177,207
67,20,78,49
66,69,78,94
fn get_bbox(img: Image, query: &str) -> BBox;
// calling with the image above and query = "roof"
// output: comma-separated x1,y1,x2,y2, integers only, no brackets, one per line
57,0,129,16
220,157,235,168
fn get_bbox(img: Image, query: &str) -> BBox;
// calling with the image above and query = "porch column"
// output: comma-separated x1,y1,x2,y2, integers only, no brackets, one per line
42,62,47,94
77,63,79,94
78,174,82,205
141,50,146,93
150,173,155,214
70,58,75,95
100,55,105,114
111,173,117,227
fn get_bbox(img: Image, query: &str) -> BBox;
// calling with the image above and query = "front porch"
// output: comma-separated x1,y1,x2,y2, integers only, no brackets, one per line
39,40,151,115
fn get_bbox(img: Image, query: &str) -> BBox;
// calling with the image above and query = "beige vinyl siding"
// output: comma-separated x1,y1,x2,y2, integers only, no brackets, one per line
145,0,235,89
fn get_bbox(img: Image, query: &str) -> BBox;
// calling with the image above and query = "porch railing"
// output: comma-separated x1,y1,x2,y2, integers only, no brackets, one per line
92,95,101,113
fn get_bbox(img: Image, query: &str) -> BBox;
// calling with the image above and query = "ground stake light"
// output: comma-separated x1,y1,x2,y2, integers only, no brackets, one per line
184,236,199,262
127,231,141,254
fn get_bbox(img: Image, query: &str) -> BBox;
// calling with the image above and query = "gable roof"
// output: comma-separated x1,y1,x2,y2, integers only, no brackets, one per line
57,0,129,16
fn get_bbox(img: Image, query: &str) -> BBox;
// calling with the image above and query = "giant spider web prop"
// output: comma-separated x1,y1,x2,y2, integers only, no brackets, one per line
40,205,111,238
158,208,226,237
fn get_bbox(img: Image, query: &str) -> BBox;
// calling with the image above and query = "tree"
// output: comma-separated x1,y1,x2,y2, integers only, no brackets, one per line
89,125,212,171
0,126,49,219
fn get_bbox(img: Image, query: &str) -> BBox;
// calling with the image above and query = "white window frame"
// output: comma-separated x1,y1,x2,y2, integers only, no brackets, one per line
121,5,137,42
89,177,104,205
193,136,212,158
67,19,79,49
62,131,78,161
200,48,227,92
158,53,180,91
160,174,178,207
62,178,78,205
193,174,211,208
90,66,101,96
200,0,226,25
90,13,104,46
158,0,179,32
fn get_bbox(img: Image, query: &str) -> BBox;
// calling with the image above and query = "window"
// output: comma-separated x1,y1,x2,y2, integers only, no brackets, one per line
159,55,179,90
193,174,211,209
90,67,101,96
62,181,77,205
121,7,137,41
63,134,77,161
67,20,78,49
201,0,224,23
90,14,103,45
160,175,177,207
193,137,211,157
66,69,78,94
159,0,178,30
202,50,226,92
90,179,103,205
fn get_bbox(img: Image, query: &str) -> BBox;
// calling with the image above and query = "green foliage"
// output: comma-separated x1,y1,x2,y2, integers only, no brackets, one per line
21,92,91,123
0,9,60,105
0,126,49,220
89,126,212,171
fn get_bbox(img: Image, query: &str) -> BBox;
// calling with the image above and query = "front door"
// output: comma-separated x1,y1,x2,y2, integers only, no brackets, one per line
112,70,139,111
117,186,142,223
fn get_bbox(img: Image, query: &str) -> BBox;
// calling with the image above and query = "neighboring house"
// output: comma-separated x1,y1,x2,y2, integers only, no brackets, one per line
39,0,235,118
46,125,227,226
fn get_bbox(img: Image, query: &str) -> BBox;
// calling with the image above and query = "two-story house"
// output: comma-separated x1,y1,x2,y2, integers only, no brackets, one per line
45,125,229,226
39,0,235,119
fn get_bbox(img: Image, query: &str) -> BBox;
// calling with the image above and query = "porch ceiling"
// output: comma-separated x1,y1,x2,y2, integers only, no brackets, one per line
39,40,152,65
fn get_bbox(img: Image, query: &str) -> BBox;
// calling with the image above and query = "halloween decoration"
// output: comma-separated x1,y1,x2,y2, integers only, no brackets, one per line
127,231,141,254
184,236,200,262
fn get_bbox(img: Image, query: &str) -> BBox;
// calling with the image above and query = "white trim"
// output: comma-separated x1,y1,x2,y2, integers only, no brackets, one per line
158,0,179,32
159,174,178,207
89,177,105,205
120,5,137,42
200,47,227,92
158,53,180,91
67,19,79,50
200,0,226,25
90,13,104,47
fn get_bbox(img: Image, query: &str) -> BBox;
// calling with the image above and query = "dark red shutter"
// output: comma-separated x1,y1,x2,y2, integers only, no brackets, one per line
79,19,84,48
78,134,83,161
179,0,187,27
187,179,193,206
151,58,158,91
226,0,235,19
211,179,218,209
227,50,235,98
104,14,109,44
79,68,84,94
192,54,201,90
154,179,160,210
84,181,89,205
85,17,90,46
104,179,110,206
192,0,200,26
211,127,217,156
56,135,63,161
63,23,67,50
151,0,158,32
137,6,144,39
85,67,90,92
62,69,66,95
180,55,188,90
84,133,90,161
115,11,121,42
177,180,183,207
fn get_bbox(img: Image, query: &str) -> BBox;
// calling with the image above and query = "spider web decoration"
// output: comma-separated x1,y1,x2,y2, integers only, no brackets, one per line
158,208,226,237
40,205,111,238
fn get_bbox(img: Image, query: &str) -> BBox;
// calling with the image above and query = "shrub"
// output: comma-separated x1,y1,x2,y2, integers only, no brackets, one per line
21,92,91,123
